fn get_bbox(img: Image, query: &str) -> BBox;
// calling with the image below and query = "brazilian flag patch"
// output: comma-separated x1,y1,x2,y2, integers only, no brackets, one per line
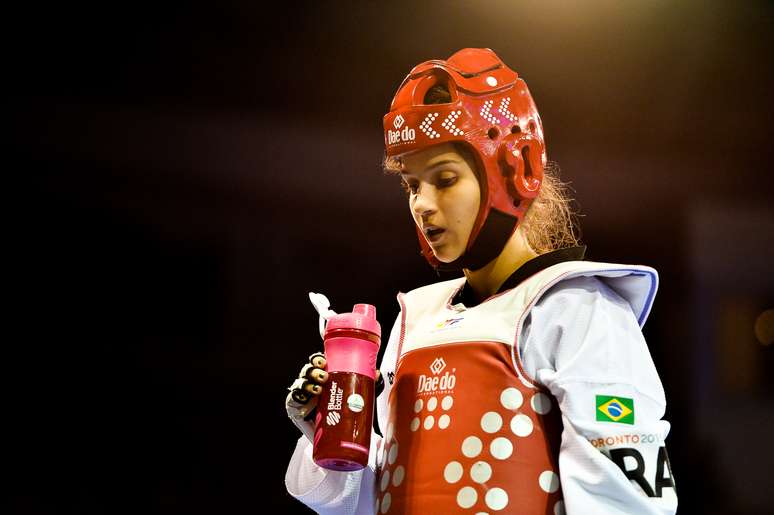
596,395,635,424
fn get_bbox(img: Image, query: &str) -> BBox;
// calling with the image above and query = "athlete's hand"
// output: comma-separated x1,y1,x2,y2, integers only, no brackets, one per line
285,353,384,440
286,352,330,422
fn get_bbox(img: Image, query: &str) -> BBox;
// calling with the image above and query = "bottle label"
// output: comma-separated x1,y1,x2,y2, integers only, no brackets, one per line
326,380,344,425
347,393,365,413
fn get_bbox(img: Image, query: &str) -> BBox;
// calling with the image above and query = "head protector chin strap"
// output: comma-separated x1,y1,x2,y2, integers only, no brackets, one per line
383,48,546,271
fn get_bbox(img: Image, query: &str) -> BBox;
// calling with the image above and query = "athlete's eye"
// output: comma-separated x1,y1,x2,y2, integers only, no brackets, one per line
437,173,458,188
401,179,419,195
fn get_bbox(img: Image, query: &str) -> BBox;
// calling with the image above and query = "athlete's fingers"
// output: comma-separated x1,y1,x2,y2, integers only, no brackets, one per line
311,368,329,384
309,352,327,370
299,363,329,384
290,387,311,404
288,377,314,405
305,382,323,395
286,386,320,423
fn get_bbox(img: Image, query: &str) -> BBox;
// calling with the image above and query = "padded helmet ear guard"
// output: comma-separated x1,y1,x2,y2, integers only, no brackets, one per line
498,133,544,201
383,48,547,271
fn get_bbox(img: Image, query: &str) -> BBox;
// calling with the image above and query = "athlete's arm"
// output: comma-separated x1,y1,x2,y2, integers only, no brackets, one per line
521,276,677,515
283,315,400,514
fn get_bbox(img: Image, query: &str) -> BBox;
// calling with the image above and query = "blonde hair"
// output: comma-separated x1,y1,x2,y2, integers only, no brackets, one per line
520,160,582,254
382,152,581,254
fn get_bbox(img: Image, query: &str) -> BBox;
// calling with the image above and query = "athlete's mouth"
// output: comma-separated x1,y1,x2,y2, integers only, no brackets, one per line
423,225,446,243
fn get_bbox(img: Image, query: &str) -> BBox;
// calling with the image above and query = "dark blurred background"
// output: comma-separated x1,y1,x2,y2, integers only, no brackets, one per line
9,1,774,513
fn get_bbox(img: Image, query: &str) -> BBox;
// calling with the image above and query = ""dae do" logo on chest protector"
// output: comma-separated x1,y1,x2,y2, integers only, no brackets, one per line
417,357,457,393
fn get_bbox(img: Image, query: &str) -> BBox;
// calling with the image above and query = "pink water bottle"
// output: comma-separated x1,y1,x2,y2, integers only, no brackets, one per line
313,303,381,471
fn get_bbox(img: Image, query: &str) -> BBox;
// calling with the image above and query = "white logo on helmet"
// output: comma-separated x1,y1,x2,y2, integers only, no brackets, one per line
394,115,405,129
441,111,464,136
497,97,518,123
480,99,500,125
387,124,416,145
419,112,441,139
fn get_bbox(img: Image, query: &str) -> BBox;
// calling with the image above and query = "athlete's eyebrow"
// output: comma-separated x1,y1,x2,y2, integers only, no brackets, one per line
402,158,463,176
426,159,463,171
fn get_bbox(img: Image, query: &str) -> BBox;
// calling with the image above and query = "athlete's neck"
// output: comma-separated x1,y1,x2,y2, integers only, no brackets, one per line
463,227,538,303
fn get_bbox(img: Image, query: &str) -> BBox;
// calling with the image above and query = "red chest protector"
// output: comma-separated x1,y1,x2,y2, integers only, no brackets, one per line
375,273,571,514
376,340,564,515
374,260,658,514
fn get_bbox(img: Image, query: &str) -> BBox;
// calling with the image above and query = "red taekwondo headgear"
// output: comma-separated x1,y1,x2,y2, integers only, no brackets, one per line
383,48,546,271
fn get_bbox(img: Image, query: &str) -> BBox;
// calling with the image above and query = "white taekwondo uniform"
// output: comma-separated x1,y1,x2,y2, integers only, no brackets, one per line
285,248,678,514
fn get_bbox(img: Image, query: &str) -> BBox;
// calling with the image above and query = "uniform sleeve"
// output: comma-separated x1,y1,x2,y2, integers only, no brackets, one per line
284,315,401,514
520,276,678,515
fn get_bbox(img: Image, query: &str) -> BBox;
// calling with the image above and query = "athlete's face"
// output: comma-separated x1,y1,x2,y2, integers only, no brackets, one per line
400,143,481,263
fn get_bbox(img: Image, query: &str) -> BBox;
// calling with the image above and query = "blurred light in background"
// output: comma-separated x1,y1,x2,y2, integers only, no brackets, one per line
755,309,774,346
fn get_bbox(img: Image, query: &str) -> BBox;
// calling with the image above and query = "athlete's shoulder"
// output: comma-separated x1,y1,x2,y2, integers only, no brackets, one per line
534,259,658,280
530,259,659,328
537,275,628,316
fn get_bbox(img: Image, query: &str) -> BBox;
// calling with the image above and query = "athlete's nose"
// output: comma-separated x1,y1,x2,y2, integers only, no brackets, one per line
411,184,438,219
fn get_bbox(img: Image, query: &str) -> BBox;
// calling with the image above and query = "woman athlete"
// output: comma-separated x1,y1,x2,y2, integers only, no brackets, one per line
284,48,677,515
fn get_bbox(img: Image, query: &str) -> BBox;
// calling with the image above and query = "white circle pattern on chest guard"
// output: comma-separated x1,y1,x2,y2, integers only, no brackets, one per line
381,469,391,492
412,393,455,433
444,461,464,483
384,361,565,512
457,486,478,509
392,465,405,487
388,443,398,465
510,413,534,437
500,387,523,410
481,411,503,433
383,372,564,512
462,436,483,458
531,392,552,415
377,435,404,513
539,470,560,493
470,460,492,484
489,437,513,460
384,375,563,512
485,487,509,511
380,492,391,513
